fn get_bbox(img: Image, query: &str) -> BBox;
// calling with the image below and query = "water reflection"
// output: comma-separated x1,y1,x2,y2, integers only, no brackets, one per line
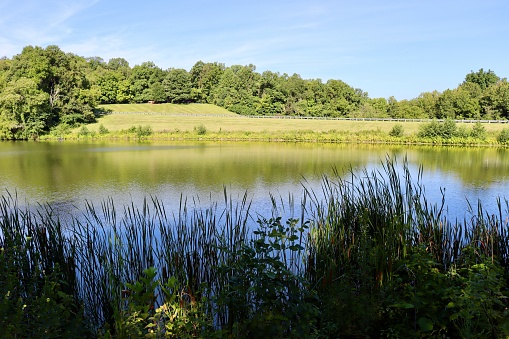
0,141,508,221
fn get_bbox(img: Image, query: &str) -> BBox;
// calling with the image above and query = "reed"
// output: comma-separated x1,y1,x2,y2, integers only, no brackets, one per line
1,158,509,337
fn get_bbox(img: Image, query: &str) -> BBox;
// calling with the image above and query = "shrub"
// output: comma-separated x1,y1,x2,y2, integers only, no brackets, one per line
194,124,207,135
126,125,153,138
470,122,487,139
50,124,72,138
77,125,90,137
98,124,109,135
215,217,318,337
389,124,404,137
136,125,153,138
497,128,509,144
417,119,457,139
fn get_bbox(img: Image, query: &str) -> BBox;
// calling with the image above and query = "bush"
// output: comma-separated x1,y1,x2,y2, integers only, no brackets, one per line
417,119,457,139
497,128,509,144
136,125,153,138
126,125,153,138
77,125,90,137
389,124,404,137
470,122,487,139
194,124,207,135
50,124,72,138
98,124,109,135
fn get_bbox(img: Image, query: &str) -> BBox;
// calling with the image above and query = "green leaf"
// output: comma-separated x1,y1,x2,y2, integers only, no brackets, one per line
418,317,434,332
390,302,414,309
450,313,460,321
266,272,276,279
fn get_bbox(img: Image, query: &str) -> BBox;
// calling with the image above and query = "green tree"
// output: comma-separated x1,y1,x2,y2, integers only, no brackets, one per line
0,77,49,138
212,64,259,115
464,68,499,90
190,61,224,103
129,61,165,103
279,73,306,115
482,79,509,119
149,82,166,103
163,68,193,103
417,91,440,118
97,71,122,104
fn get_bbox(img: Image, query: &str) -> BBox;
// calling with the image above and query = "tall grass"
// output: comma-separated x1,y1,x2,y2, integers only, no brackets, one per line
1,159,509,337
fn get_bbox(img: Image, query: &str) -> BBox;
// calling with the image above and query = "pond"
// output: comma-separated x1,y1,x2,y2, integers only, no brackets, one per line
1,140,508,222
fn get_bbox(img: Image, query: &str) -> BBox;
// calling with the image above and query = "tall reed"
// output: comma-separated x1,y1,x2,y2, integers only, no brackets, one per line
1,157,509,337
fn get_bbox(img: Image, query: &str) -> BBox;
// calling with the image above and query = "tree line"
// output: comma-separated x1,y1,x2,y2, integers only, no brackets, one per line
0,45,508,139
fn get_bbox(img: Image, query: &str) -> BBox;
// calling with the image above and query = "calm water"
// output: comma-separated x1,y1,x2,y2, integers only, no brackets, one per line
1,140,508,222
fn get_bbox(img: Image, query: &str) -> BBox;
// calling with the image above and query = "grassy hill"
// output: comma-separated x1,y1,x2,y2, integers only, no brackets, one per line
98,103,237,115
83,103,506,139
91,103,424,134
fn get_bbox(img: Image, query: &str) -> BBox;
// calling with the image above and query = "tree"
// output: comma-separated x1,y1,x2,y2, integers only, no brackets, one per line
149,82,166,103
280,73,306,115
7,45,97,127
417,91,440,118
190,61,224,103
464,68,499,90
97,72,122,104
212,64,259,115
482,80,509,119
129,61,166,103
0,78,49,138
163,68,193,103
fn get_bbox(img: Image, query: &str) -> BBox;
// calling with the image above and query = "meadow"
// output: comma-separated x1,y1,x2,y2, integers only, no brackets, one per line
89,103,508,135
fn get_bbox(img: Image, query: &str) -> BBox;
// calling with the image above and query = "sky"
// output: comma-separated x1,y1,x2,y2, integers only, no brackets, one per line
0,0,508,100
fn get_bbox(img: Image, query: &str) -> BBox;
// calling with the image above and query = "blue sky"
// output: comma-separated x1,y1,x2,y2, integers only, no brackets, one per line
0,0,508,100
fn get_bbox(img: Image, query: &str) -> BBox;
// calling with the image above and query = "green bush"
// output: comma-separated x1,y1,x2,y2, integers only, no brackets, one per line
50,124,72,138
77,125,90,137
497,128,509,144
194,124,207,135
389,124,404,137
215,217,318,337
136,125,153,138
98,124,109,135
418,119,457,139
126,125,153,138
470,122,487,139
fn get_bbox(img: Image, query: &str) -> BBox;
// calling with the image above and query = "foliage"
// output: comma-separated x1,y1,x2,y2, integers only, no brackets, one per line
464,68,500,90
193,124,207,135
215,217,318,337
2,139,509,338
497,128,509,144
125,124,153,138
1,44,509,139
98,123,109,135
470,121,487,139
417,119,457,139
384,246,509,338
389,123,404,137
49,123,72,138
78,125,91,137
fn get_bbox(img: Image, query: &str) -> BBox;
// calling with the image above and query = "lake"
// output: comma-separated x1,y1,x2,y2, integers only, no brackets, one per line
1,140,508,223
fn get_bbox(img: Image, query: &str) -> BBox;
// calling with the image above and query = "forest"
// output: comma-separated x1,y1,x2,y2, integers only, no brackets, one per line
0,45,508,139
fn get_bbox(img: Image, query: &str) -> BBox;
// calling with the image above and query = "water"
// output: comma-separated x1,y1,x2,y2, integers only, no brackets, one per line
1,140,508,222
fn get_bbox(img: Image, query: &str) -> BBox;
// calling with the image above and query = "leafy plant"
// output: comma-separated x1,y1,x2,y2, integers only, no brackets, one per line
497,128,509,144
470,121,487,139
216,217,318,337
389,123,404,137
194,124,207,135
77,125,90,137
98,124,109,135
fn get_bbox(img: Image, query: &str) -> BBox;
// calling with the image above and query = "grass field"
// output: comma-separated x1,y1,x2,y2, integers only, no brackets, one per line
98,103,237,115
90,103,508,135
